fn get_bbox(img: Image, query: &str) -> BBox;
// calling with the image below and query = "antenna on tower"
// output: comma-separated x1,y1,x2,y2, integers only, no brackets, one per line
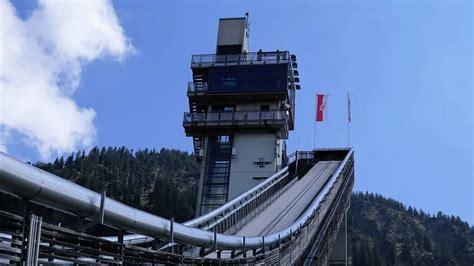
245,12,250,47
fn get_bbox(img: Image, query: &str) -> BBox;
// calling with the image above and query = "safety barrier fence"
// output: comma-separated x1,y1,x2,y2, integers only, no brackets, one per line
191,51,291,67
0,210,201,265
183,110,288,127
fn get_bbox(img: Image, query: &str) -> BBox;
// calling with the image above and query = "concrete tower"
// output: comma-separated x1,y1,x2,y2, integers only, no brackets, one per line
183,16,301,215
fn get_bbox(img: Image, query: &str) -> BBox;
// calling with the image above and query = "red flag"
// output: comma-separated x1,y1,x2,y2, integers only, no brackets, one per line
316,94,326,122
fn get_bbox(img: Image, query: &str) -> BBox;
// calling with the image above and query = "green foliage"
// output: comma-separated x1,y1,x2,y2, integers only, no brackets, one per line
349,192,474,265
35,146,200,222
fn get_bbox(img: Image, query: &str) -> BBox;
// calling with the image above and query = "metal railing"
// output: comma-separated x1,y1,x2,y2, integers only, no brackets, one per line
187,82,208,93
201,150,352,238
256,150,354,264
0,210,187,265
191,51,290,67
183,110,287,126
184,150,298,229
196,150,322,235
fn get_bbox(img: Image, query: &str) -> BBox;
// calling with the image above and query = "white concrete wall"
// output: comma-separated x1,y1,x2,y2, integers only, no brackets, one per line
228,132,278,200
217,18,247,46
197,101,285,214
242,27,249,53
276,139,285,168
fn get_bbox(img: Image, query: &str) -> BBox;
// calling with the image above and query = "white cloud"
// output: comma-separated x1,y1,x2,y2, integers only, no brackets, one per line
0,0,134,159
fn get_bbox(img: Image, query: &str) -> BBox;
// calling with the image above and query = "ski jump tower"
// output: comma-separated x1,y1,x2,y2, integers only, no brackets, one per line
183,16,301,215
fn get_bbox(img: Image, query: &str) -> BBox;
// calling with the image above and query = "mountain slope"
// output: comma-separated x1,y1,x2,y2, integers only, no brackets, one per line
349,192,474,265
35,147,200,222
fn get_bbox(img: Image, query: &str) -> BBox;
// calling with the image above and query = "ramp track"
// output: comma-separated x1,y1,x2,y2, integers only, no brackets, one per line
236,161,340,236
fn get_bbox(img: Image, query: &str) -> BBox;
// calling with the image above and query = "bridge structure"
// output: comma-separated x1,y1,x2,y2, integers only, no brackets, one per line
0,148,354,265
0,15,355,265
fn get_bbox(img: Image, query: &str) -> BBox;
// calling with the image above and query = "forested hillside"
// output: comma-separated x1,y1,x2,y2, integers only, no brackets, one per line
35,147,200,222
349,192,474,265
1,147,472,265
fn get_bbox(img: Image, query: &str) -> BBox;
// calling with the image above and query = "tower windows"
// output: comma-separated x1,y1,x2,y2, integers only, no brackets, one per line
218,135,230,143
207,64,288,93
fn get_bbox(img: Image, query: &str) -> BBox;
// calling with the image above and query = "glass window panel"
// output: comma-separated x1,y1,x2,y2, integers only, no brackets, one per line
218,135,230,143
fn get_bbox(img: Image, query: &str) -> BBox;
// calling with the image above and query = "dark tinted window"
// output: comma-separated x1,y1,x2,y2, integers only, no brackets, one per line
207,64,288,93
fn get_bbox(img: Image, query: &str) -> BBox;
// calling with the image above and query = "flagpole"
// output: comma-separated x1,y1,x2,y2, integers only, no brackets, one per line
347,92,351,148
306,133,309,163
313,93,317,151
306,133,309,151
313,120,316,151
347,120,350,147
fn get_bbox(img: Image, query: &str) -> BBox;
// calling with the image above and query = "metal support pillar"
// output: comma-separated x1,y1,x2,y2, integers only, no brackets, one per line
99,190,106,224
118,230,125,263
25,214,42,266
278,234,281,264
289,229,292,263
20,200,31,265
213,226,217,251
170,217,176,254
295,151,299,175
328,209,348,265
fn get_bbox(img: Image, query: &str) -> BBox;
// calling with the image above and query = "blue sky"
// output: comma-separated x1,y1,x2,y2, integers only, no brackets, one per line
5,0,473,223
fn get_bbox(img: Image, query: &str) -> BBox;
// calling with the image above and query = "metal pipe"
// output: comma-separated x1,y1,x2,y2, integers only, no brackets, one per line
0,149,353,249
